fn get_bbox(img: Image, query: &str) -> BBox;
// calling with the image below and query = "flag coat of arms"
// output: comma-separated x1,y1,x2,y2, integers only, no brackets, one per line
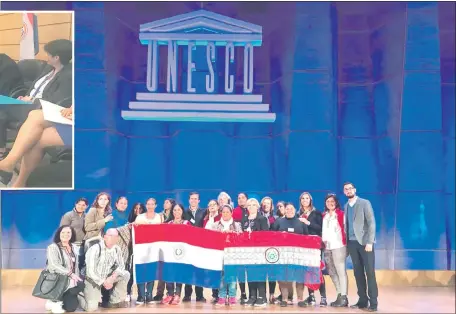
20,13,39,60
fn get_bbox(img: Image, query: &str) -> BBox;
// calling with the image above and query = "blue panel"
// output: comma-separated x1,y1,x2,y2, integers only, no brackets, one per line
394,250,448,270
444,138,455,194
402,72,442,131
170,131,233,191
396,192,445,250
445,194,455,251
442,84,455,138
338,139,378,193
289,72,334,131
398,132,443,191
287,132,337,191
74,131,111,190
364,193,396,250
232,138,274,192
126,137,168,192
338,86,375,137
376,137,399,193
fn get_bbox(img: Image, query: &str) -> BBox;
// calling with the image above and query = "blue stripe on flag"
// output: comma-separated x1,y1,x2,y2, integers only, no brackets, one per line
224,264,321,284
135,262,222,289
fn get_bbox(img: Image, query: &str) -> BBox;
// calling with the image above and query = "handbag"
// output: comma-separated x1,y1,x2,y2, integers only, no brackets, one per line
32,245,70,300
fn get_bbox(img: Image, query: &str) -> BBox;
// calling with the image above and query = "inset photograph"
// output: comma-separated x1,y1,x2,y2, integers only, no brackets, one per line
0,11,73,189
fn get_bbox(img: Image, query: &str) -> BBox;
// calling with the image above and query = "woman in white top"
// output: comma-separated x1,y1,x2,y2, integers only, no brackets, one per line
134,198,162,304
321,194,349,307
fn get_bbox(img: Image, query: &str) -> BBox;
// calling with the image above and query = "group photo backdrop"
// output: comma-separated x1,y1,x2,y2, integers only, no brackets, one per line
1,1,455,272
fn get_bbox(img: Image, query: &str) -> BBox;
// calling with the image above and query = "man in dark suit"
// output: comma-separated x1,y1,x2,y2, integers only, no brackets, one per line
343,182,378,312
182,191,207,302
0,53,24,97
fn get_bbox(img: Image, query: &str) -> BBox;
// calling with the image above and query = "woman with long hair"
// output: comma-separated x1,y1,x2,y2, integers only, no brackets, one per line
43,225,83,314
321,194,349,307
161,203,190,305
297,192,327,307
83,192,113,250
134,198,163,304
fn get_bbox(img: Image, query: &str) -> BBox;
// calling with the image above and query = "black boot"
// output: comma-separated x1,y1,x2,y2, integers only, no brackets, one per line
330,294,341,307
333,295,348,307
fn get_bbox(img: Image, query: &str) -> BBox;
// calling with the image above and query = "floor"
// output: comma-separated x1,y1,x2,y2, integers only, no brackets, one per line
2,286,455,313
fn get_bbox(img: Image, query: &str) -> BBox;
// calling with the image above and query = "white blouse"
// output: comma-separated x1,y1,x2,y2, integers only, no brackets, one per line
30,71,54,99
322,212,345,250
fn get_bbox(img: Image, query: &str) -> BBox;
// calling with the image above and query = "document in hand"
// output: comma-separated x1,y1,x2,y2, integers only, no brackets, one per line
39,99,73,125
0,95,32,105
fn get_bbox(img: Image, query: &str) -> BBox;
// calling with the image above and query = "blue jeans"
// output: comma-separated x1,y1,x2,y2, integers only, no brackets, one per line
137,281,154,298
218,275,237,298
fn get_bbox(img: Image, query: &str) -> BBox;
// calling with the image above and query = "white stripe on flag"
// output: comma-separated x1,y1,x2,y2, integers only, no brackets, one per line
134,241,224,271
223,246,321,267
20,13,36,60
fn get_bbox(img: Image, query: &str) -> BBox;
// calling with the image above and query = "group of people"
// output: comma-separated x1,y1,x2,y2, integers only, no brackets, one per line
41,182,379,313
0,38,73,187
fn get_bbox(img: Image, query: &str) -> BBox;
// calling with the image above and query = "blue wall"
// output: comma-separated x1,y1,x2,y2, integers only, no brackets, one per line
1,1,454,271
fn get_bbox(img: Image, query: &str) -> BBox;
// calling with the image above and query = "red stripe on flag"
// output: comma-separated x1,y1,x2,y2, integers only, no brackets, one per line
133,224,226,250
26,13,34,26
224,231,322,249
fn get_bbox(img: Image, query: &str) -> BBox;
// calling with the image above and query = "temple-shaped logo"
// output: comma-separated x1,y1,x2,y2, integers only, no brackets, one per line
121,10,276,123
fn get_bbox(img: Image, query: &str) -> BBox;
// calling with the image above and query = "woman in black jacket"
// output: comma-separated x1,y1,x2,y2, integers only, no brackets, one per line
298,192,327,307
241,198,269,307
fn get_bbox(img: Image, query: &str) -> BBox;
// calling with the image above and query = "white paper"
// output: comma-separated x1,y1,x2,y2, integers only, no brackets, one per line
40,99,73,125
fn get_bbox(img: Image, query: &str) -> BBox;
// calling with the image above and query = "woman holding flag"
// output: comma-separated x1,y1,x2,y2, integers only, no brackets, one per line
241,198,269,307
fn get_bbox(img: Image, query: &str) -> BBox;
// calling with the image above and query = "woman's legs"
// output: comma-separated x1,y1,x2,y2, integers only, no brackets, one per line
0,110,51,172
12,126,64,187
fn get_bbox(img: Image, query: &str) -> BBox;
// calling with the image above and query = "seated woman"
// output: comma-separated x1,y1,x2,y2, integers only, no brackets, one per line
0,39,72,160
0,105,73,187
43,225,84,314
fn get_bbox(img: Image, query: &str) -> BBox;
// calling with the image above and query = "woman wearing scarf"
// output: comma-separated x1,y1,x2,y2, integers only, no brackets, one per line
43,225,84,314
241,198,269,307
260,197,278,304
322,194,349,307
161,203,191,305
104,196,129,231
298,192,327,307
214,204,242,306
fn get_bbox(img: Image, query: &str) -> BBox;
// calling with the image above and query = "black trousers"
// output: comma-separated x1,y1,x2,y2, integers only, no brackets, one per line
347,240,378,306
165,282,183,296
184,285,204,298
156,280,166,297
249,281,266,300
211,289,219,299
62,281,85,312
268,281,276,295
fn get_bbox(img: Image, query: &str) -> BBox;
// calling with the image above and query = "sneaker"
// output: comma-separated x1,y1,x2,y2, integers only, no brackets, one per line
350,300,369,309
216,298,227,306
298,300,307,307
280,301,288,307
246,298,256,306
330,294,341,307
228,297,237,305
136,296,145,304
45,300,56,311
254,297,267,307
303,294,316,306
171,296,181,305
210,297,219,304
125,295,131,303
240,293,248,305
182,296,191,302
196,296,206,302
50,301,65,314
152,295,163,303
320,297,328,307
161,295,173,305
145,295,154,304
